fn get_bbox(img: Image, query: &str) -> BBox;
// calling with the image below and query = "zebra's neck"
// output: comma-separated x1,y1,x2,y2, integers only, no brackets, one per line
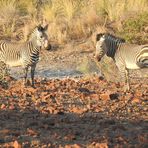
28,40,41,55
29,35,43,50
105,37,121,58
28,27,41,48
106,43,117,58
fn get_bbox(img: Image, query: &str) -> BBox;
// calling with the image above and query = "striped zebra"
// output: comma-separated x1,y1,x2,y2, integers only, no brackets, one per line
0,24,49,87
95,33,148,91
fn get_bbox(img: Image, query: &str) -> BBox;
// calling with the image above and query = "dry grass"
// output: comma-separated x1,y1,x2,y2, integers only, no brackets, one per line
58,0,86,21
42,0,148,43
0,0,147,43
0,0,19,38
0,0,37,40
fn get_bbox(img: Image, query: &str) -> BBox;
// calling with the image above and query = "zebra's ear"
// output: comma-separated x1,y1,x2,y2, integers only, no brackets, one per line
96,33,104,41
44,24,48,31
121,38,126,42
37,25,44,32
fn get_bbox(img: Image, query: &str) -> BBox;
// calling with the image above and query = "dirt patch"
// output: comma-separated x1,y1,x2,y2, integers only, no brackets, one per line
0,76,147,147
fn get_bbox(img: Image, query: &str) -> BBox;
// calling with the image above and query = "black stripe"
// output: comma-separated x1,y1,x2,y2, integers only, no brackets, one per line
105,34,125,58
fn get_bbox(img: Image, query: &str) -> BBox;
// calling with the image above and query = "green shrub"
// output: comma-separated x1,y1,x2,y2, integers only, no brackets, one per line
120,13,148,44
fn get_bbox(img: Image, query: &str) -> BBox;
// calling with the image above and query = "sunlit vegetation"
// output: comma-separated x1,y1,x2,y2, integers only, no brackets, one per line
0,0,147,43
120,12,148,44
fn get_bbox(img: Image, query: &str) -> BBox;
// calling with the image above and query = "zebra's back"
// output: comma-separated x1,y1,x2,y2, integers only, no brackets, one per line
0,40,30,67
116,43,148,69
136,45,148,68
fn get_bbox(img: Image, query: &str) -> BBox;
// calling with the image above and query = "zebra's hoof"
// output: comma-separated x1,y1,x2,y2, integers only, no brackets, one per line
123,85,130,92
24,80,31,87
31,84,36,89
46,44,52,51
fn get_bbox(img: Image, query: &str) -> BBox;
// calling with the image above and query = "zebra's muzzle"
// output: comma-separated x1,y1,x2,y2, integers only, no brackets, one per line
94,55,102,62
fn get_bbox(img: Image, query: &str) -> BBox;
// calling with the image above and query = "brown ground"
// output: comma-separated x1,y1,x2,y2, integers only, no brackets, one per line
0,42,148,148
0,76,148,148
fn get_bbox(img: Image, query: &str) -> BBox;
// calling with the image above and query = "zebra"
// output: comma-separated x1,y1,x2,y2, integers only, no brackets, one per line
0,24,49,87
95,33,148,91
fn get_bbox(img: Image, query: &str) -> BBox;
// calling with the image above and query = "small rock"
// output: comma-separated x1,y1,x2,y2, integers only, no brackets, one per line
31,139,40,146
0,129,11,136
72,144,81,148
109,93,119,100
71,107,86,114
65,145,71,148
90,94,99,100
47,143,52,147
27,128,38,136
9,105,15,110
78,87,91,94
132,98,140,103
95,143,108,148
13,140,22,148
100,94,110,101
64,134,76,141
1,104,6,109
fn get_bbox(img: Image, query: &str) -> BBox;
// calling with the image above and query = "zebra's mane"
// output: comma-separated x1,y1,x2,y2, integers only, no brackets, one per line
106,34,125,58
27,26,37,41
27,25,45,41
106,33,125,42
96,33,125,42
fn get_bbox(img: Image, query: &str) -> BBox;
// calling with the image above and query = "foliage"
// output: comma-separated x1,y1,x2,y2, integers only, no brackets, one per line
120,13,148,44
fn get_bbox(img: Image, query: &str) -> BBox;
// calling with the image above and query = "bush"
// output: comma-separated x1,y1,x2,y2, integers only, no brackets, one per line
120,13,148,44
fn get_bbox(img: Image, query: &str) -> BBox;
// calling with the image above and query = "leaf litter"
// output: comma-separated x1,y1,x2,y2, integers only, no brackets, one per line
0,75,147,147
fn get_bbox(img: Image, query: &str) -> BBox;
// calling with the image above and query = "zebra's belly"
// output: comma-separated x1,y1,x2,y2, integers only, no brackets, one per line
140,52,148,57
126,62,140,69
6,60,23,67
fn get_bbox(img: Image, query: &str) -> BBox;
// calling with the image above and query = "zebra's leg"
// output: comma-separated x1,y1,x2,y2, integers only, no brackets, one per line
24,67,29,86
121,69,130,92
117,64,130,92
31,64,36,87
125,68,130,91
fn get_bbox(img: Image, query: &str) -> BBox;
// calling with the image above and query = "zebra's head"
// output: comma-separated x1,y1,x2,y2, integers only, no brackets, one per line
37,24,49,48
95,33,125,61
29,24,49,49
95,33,106,61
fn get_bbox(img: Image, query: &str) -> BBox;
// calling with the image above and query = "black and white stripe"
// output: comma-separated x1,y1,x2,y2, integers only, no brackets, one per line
136,45,148,68
95,33,148,91
95,33,125,60
0,24,49,87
